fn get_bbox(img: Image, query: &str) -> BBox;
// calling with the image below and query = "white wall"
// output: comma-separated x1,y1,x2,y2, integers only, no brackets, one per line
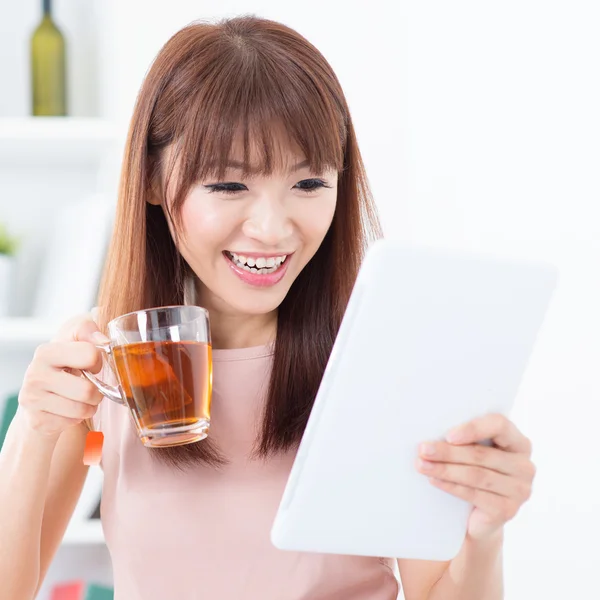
3,1,599,598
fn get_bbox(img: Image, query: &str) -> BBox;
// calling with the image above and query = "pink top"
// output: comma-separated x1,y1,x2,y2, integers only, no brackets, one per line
93,344,400,599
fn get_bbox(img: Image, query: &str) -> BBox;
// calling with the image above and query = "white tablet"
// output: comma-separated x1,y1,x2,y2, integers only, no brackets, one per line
271,239,559,562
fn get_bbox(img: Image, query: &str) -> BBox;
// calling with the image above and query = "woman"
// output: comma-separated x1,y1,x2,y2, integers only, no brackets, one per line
0,15,535,600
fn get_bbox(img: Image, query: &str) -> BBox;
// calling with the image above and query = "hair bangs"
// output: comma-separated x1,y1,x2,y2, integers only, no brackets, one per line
171,44,346,191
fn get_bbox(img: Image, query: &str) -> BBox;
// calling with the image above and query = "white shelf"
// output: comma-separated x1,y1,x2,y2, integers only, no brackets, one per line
0,117,119,167
0,317,62,348
63,519,105,545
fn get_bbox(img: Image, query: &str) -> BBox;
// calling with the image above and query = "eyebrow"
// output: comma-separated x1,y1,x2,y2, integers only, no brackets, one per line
223,159,311,173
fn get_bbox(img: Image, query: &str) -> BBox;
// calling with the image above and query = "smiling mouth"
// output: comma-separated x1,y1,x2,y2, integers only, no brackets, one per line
224,251,289,274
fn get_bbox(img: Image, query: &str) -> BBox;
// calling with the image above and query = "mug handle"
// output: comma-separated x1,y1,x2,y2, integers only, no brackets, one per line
81,341,126,406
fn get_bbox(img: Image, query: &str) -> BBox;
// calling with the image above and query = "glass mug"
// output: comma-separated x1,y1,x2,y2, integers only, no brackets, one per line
81,305,212,448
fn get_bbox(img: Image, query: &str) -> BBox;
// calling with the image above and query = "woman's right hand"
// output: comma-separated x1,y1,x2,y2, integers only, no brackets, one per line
17,314,109,439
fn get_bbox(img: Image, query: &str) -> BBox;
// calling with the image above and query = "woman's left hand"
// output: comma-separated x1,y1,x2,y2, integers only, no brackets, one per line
416,413,536,541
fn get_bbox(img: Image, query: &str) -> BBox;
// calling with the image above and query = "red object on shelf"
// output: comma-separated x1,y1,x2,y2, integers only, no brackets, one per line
50,580,85,600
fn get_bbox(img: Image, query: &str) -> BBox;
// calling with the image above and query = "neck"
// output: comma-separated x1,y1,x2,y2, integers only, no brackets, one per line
209,310,277,350
43,0,51,15
192,277,277,349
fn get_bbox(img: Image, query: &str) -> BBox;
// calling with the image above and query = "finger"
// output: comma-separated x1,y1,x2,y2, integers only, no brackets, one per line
417,459,531,500
35,341,103,373
34,392,98,420
53,313,98,343
419,441,535,478
73,319,110,345
41,369,103,406
23,410,85,435
446,413,532,455
429,477,521,521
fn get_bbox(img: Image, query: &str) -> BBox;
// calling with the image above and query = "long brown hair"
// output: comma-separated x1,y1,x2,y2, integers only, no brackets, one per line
95,15,382,469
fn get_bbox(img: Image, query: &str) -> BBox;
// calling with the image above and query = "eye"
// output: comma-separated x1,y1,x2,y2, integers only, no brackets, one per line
204,178,332,196
204,182,247,196
294,178,331,192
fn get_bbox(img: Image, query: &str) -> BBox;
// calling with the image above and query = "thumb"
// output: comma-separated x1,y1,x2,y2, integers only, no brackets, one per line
75,320,110,375
74,319,109,345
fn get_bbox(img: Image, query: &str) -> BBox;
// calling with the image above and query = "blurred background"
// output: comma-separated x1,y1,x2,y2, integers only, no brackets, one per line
0,1,599,599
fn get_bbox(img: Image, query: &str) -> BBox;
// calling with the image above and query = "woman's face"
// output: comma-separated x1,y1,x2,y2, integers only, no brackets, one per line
158,143,338,322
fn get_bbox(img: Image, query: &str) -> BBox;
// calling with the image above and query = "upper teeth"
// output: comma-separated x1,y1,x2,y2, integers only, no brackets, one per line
229,253,287,269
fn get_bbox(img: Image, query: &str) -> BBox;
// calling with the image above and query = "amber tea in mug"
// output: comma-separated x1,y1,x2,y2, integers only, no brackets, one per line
112,339,212,445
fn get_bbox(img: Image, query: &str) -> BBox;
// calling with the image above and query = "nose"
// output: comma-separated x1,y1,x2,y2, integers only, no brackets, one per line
242,194,294,246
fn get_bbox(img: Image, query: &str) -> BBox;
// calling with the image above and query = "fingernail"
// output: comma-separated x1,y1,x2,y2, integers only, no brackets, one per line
446,428,464,443
418,459,434,472
92,332,110,345
420,443,436,456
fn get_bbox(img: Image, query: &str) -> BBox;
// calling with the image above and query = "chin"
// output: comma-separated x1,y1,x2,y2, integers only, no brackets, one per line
226,293,286,317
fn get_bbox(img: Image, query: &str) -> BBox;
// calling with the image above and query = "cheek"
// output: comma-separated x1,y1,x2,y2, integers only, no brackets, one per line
299,196,337,243
179,195,233,252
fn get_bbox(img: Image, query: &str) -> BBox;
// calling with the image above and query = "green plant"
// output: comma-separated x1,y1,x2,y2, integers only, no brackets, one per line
0,223,19,256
